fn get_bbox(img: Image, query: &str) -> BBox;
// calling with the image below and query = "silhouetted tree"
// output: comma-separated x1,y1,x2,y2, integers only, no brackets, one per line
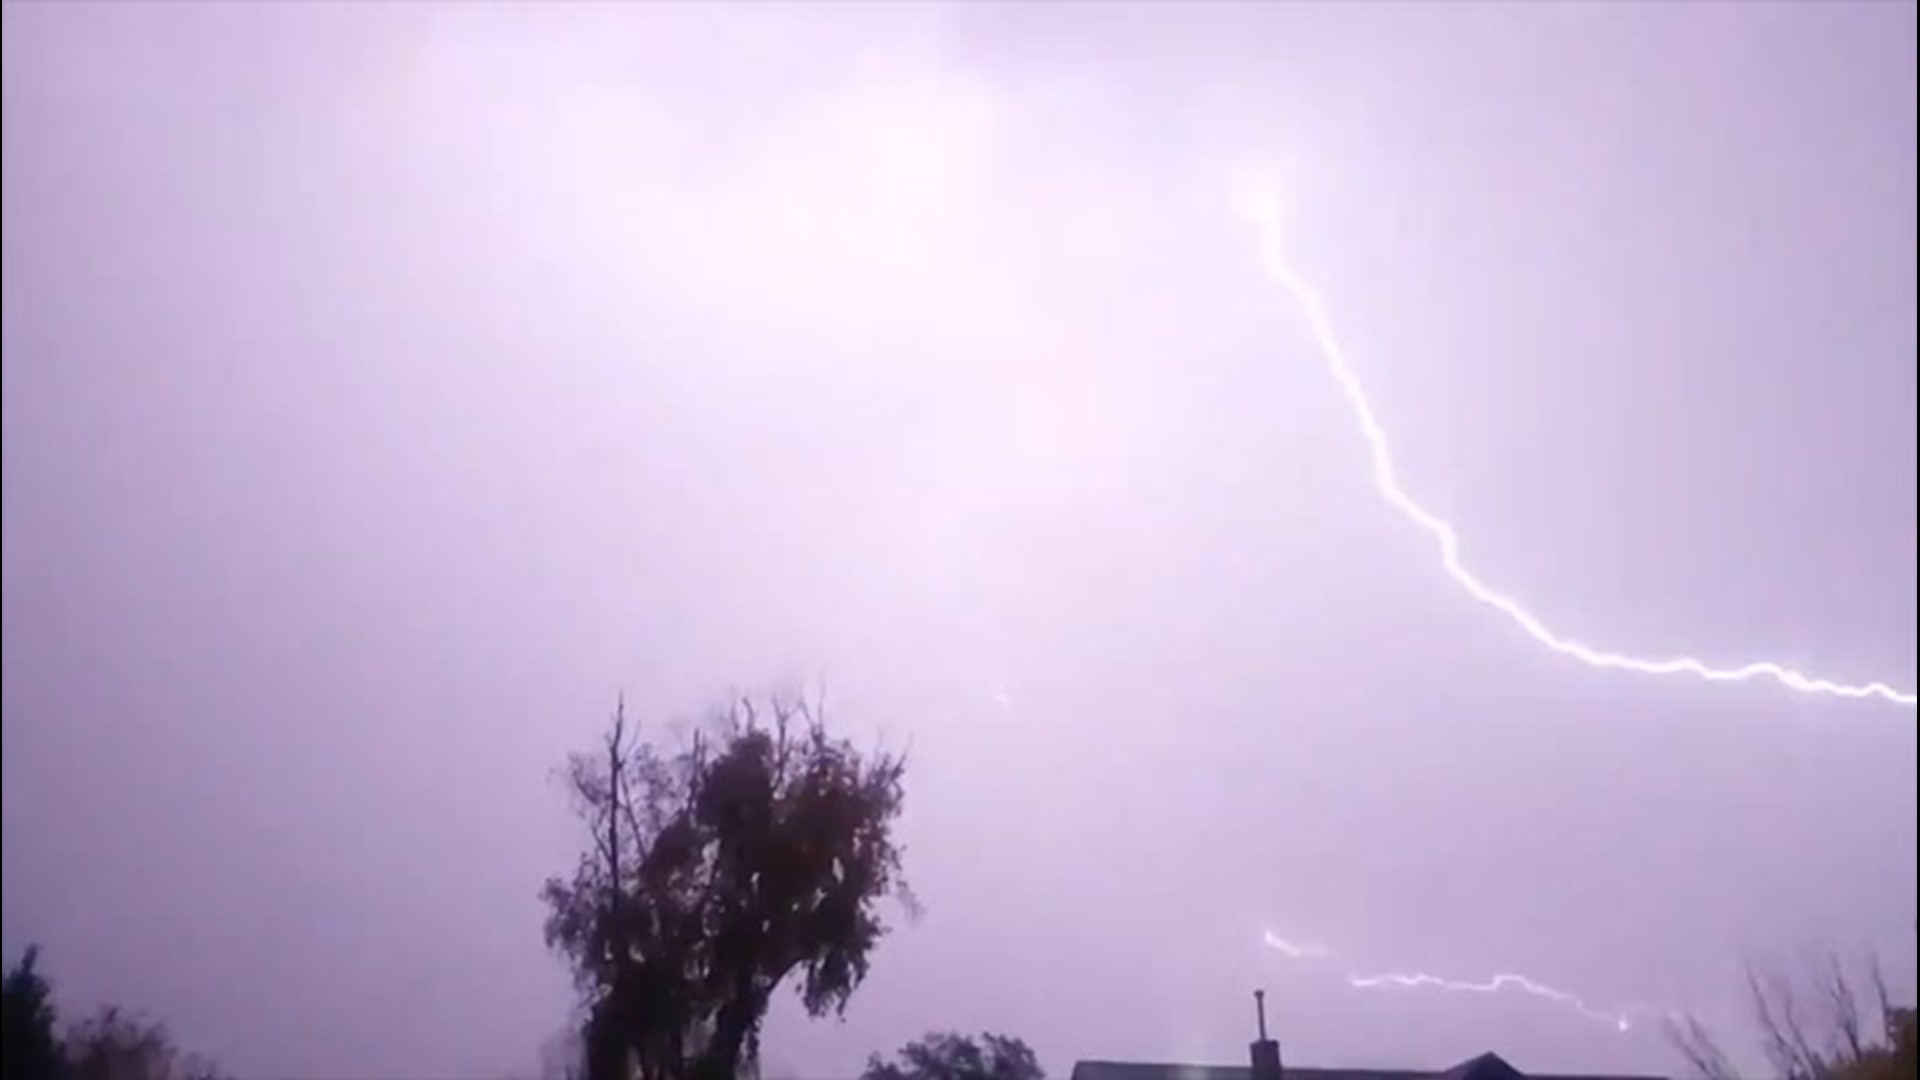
541,693,915,1080
1,950,226,1080
4,946,66,1080
1875,1008,1917,1080
62,1005,226,1080
862,1033,1045,1080
1669,953,1915,1080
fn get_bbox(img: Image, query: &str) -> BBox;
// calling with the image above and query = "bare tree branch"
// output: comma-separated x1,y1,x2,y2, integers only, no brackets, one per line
1667,1013,1744,1080
1829,953,1864,1062
1869,953,1894,1045
1676,952,1909,1080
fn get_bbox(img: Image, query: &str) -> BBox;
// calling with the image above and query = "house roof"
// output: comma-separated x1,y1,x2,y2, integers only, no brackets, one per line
1435,1054,1528,1080
1070,1062,1424,1080
1070,1051,1665,1080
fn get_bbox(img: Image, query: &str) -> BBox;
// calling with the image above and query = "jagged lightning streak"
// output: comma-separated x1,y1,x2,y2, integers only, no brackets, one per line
1238,187,1917,708
1263,928,1653,1034
1345,971,1640,1033
1262,930,1333,959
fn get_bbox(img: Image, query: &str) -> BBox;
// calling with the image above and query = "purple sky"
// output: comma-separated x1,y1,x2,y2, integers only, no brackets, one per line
3,4,1915,1080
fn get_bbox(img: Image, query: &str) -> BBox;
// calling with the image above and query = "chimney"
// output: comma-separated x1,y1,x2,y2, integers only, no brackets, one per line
1250,990,1283,1080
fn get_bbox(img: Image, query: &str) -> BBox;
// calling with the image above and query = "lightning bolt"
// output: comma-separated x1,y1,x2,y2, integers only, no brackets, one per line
1241,192,1917,708
1344,971,1640,1033
1262,930,1333,959
1262,928,1653,1034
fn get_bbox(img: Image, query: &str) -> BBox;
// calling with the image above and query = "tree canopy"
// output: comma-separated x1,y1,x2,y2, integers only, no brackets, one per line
541,694,914,1080
2,948,227,1080
64,1006,225,1080
862,1032,1046,1080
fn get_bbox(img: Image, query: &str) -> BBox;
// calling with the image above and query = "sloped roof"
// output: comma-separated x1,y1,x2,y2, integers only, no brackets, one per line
1434,1054,1528,1080
1070,1052,1664,1080
1070,1062,1424,1080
